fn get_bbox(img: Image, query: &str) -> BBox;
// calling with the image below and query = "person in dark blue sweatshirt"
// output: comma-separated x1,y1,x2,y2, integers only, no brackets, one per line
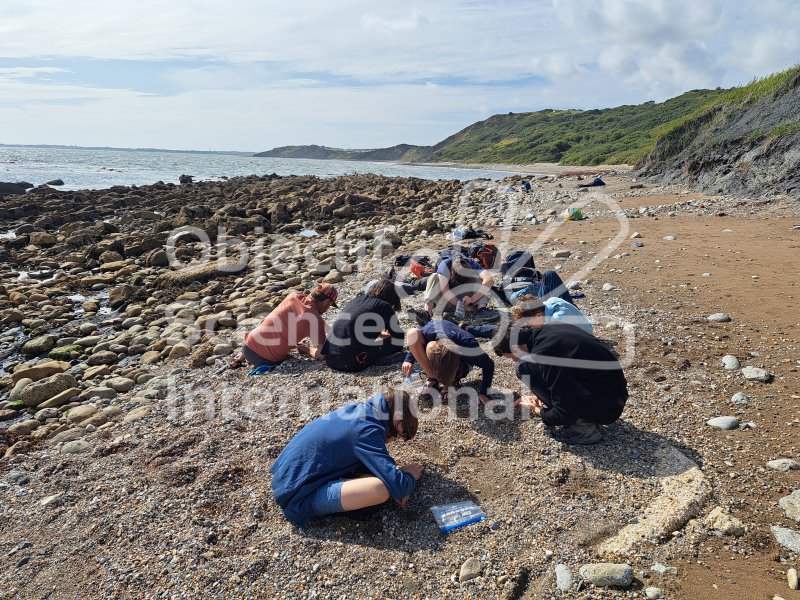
270,389,423,527
400,319,495,404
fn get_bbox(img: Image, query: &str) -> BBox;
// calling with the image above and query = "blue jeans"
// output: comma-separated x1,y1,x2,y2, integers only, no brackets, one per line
508,270,572,304
309,479,345,517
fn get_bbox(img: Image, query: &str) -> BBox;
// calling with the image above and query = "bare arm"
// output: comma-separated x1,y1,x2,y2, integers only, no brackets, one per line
404,327,434,377
465,270,495,304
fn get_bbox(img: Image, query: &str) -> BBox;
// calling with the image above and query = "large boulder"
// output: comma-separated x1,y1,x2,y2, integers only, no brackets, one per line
28,232,57,247
21,336,55,356
19,373,78,408
0,182,27,198
11,360,70,384
109,284,136,309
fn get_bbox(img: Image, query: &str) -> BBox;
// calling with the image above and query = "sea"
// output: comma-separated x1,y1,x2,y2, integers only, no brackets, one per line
0,145,527,191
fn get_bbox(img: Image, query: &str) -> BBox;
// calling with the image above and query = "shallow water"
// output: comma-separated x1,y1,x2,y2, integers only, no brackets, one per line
1,145,530,191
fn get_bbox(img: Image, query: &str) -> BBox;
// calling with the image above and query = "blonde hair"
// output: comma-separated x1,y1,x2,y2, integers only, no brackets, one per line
427,339,461,387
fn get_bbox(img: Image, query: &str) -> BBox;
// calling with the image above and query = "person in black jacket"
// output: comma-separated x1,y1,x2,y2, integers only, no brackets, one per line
494,323,628,444
323,278,406,372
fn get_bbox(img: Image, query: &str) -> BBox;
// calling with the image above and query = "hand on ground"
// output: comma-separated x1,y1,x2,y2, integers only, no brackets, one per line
515,395,544,414
477,393,491,405
401,361,414,377
401,462,424,480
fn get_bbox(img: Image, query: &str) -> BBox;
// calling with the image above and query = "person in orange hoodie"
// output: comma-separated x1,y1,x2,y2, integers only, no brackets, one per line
232,284,339,368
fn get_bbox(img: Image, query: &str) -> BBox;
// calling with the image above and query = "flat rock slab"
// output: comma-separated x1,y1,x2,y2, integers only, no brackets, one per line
705,506,745,536
579,563,633,587
779,490,800,522
741,366,771,382
11,360,69,384
767,458,800,472
772,526,800,553
598,446,710,556
707,416,739,430
707,313,731,322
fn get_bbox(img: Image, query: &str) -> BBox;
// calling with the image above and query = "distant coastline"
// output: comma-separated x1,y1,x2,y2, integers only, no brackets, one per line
0,143,254,157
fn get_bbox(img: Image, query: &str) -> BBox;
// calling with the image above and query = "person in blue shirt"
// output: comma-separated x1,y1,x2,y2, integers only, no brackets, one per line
422,256,494,318
466,293,593,338
270,389,423,526
400,319,495,404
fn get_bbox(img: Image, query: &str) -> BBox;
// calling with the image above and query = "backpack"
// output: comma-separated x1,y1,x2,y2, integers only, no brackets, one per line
467,242,499,270
409,255,436,279
435,248,468,269
452,226,493,241
501,250,535,277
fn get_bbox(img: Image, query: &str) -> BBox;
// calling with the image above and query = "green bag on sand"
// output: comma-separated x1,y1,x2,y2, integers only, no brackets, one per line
562,207,583,221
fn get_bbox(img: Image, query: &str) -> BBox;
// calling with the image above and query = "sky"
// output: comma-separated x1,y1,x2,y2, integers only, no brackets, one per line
1,0,798,152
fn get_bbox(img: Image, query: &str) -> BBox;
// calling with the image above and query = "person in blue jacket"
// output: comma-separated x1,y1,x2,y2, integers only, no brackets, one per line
400,319,495,404
270,389,423,526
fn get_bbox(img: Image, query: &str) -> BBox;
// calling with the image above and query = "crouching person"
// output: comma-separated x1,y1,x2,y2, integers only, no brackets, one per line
270,388,423,526
494,323,628,445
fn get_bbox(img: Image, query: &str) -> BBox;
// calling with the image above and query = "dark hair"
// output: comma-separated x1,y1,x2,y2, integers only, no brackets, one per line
383,387,418,441
311,290,329,303
426,339,461,387
368,278,401,312
493,325,534,356
511,294,545,321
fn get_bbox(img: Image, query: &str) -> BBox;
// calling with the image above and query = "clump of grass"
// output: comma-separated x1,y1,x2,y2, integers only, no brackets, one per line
767,121,800,138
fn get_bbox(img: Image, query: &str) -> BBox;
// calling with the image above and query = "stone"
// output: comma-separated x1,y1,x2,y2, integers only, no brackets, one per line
721,355,740,370
61,440,92,454
8,420,38,436
38,387,81,409
552,250,571,258
75,335,102,347
49,427,85,445
124,405,154,422
109,284,136,309
21,336,55,356
19,373,78,407
630,232,642,238
79,386,117,400
459,558,482,583
651,563,678,576
66,405,98,423
779,490,800,522
741,366,771,382
8,378,32,403
645,587,663,599
707,313,731,322
705,506,745,536
707,416,739,430
772,526,800,553
105,376,135,392
555,564,573,592
788,568,798,591
11,360,70,384
169,342,192,358
140,351,162,365
731,392,750,404
29,232,57,246
34,407,60,421
212,344,233,356
767,459,800,472
0,408,19,421
88,350,119,366
83,365,111,380
40,493,64,507
323,270,343,283
602,283,616,291
48,344,82,360
579,563,633,587
662,235,676,241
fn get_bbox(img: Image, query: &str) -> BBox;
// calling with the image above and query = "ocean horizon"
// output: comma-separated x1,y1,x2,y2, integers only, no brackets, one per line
0,144,527,191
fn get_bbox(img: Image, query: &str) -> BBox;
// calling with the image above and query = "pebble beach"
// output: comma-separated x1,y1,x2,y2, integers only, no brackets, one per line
1,172,799,598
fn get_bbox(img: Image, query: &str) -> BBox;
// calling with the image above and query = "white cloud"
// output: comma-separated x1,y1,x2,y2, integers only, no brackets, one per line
0,0,797,150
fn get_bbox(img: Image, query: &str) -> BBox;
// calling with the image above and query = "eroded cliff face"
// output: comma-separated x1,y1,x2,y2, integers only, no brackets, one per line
638,70,800,199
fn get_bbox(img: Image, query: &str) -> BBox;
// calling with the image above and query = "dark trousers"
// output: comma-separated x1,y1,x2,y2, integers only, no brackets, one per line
325,338,403,373
242,344,282,368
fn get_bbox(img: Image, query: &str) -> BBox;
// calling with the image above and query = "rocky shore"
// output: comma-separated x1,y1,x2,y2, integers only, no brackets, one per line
1,172,799,598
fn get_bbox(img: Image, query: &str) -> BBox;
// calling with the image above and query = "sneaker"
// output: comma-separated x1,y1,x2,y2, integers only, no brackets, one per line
548,421,603,445
471,307,501,324
407,308,431,326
